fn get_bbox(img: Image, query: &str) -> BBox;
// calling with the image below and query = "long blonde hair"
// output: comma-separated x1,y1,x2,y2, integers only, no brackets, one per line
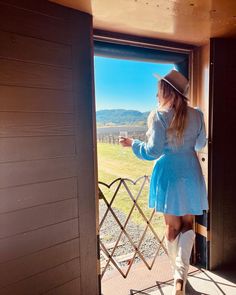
158,79,188,146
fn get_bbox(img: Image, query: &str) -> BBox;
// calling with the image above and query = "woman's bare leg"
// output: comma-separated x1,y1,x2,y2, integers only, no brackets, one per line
181,214,194,233
164,214,182,241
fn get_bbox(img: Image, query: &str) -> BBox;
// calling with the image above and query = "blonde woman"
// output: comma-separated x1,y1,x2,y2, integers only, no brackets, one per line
119,70,208,295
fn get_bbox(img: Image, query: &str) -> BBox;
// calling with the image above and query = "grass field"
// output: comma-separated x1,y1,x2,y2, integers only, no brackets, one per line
97,142,165,236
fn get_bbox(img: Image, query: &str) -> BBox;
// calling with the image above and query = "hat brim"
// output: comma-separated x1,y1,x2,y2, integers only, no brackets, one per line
153,73,189,100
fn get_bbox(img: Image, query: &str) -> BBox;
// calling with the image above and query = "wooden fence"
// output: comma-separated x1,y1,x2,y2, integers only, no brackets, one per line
97,133,146,144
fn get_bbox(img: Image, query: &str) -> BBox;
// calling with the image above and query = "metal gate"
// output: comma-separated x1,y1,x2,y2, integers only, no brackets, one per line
98,176,167,278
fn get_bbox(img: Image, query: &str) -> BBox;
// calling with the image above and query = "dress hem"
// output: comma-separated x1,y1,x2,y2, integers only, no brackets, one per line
149,207,209,216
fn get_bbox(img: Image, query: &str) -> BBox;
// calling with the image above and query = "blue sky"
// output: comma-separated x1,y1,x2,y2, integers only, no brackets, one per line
94,56,174,112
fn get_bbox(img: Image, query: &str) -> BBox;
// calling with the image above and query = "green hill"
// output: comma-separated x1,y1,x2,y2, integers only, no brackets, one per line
96,109,149,126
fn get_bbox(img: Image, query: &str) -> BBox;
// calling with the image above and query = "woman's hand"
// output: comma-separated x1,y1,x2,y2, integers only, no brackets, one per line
119,137,133,147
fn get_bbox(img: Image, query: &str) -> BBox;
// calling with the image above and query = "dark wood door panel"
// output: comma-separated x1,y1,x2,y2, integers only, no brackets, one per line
209,38,236,269
0,238,80,289
0,86,74,113
0,0,98,293
44,277,80,295
0,258,80,295
0,157,78,188
0,2,71,44
0,112,74,137
0,219,79,264
0,31,72,67
0,136,76,163
0,198,78,239
0,59,72,90
0,177,77,214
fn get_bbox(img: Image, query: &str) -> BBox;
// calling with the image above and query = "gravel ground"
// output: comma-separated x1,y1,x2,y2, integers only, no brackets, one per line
99,202,165,272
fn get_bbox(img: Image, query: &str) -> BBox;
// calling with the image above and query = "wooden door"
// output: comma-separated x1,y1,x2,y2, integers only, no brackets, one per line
0,1,99,294
209,38,236,270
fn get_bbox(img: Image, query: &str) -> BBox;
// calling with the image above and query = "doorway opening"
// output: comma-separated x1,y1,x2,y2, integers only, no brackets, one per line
93,37,200,294
95,55,173,283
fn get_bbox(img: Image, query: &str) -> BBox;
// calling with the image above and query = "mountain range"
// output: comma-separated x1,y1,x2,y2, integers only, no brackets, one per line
96,109,149,126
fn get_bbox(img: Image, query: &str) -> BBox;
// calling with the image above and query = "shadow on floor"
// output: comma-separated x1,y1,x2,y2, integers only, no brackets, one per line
185,280,211,295
101,255,236,295
211,267,236,285
129,268,235,295
129,279,211,295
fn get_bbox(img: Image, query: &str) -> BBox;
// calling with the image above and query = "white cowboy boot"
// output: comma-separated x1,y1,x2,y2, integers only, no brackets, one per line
165,234,180,275
165,234,180,295
174,230,196,295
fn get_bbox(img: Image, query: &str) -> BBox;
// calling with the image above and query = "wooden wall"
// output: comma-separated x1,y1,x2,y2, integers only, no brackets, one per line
193,39,236,270
193,43,210,179
209,38,236,270
0,1,99,294
192,43,210,267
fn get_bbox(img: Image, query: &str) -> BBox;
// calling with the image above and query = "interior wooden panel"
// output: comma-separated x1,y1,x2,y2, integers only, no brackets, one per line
44,278,80,295
209,38,236,269
0,199,78,238
0,219,78,263
0,31,72,67
191,43,210,266
193,44,210,136
0,2,71,44
192,43,210,179
52,0,236,45
1,258,80,295
70,10,99,294
0,136,75,163
0,86,73,113
0,113,74,137
0,238,80,288
0,157,78,188
0,59,72,90
0,1,98,294
0,178,77,214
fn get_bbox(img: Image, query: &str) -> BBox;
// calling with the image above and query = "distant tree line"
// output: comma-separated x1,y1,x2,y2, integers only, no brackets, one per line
96,109,150,126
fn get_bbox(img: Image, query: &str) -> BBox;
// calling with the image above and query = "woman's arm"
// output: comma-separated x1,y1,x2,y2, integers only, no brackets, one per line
131,115,165,161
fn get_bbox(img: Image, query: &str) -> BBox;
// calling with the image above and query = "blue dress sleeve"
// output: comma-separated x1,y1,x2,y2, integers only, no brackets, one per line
131,113,165,161
195,108,207,151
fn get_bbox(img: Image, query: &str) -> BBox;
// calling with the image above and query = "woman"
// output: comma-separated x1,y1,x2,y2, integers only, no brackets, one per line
119,70,208,295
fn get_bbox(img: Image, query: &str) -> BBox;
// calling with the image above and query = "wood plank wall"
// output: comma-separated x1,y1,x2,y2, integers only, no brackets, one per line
193,44,210,184
0,1,99,294
209,38,236,269
192,44,210,268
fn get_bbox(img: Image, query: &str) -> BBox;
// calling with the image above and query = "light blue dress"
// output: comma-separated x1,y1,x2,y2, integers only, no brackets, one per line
132,106,208,216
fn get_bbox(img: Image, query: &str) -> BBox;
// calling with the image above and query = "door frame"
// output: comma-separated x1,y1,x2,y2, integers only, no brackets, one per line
93,30,210,271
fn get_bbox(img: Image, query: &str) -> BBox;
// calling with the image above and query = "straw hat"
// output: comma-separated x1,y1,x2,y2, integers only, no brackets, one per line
154,69,189,98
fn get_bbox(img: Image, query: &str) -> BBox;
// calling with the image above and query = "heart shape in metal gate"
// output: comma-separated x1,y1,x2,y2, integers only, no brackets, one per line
98,176,167,279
